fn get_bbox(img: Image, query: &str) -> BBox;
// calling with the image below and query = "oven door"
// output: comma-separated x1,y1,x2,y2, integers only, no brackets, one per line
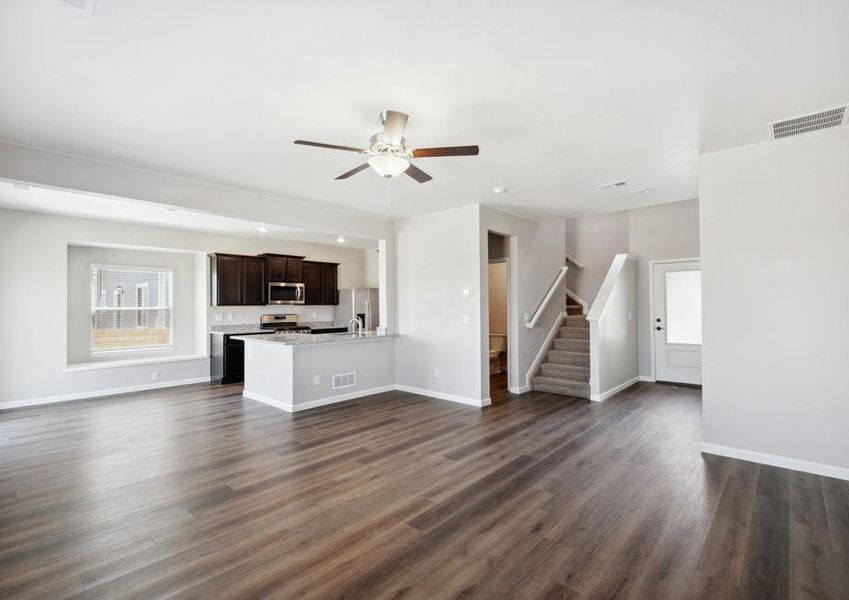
268,282,305,304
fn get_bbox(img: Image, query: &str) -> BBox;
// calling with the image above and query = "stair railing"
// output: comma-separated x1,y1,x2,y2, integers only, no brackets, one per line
525,266,568,329
564,252,586,269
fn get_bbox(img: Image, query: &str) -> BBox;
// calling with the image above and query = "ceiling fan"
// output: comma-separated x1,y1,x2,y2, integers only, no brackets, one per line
294,110,479,183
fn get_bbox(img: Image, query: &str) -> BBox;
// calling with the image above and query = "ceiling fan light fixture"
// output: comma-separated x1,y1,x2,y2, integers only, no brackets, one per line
368,154,410,178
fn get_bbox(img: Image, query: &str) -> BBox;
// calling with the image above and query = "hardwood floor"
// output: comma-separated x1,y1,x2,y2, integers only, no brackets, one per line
1,382,847,599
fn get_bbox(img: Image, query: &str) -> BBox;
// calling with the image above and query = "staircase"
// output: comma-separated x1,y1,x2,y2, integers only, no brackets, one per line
532,300,590,399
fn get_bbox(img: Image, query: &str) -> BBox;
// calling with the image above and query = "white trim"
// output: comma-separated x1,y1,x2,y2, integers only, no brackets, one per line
63,354,208,372
0,376,211,410
525,311,567,389
394,385,491,408
565,289,588,314
242,390,292,412
244,385,397,413
648,257,701,382
701,442,849,482
525,266,568,329
509,385,531,394
639,375,656,382
564,252,585,269
589,376,639,402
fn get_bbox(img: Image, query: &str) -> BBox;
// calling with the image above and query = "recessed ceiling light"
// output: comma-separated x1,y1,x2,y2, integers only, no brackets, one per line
638,187,654,194
256,225,269,233
492,186,507,195
336,235,346,244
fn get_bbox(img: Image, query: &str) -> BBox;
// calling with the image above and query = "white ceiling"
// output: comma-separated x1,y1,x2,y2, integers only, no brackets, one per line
0,181,378,248
0,0,847,220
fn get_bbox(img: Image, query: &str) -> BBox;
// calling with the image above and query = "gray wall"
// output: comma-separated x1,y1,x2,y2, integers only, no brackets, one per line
565,199,699,378
700,128,849,477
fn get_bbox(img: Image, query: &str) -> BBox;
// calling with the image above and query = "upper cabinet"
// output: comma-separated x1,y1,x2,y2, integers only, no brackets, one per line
210,254,267,306
211,253,338,307
303,260,339,306
260,254,304,283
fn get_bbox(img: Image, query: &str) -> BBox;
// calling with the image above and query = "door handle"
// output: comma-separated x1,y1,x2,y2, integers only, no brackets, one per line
656,326,663,331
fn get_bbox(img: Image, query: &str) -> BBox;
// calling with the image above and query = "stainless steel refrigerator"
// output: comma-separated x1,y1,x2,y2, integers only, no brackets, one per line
334,288,380,331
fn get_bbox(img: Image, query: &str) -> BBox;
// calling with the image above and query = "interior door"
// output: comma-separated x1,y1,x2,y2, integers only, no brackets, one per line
653,260,702,384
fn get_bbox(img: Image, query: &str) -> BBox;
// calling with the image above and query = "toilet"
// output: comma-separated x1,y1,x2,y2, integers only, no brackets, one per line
489,333,507,375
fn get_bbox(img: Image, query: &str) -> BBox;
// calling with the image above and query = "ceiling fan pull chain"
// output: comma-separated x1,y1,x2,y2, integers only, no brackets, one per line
385,178,392,220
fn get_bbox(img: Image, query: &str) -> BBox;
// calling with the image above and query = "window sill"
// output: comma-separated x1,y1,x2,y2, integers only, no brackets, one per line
63,354,208,372
89,345,175,359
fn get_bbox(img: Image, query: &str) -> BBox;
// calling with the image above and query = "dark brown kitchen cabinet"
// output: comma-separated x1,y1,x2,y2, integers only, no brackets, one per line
320,263,339,305
302,261,321,305
209,253,267,306
302,260,338,305
260,254,304,282
242,257,266,305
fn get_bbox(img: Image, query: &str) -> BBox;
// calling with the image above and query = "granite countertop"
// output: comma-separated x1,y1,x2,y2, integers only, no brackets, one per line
210,321,335,335
231,331,396,346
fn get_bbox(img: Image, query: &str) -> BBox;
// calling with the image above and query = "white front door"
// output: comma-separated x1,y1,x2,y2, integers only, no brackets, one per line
652,260,702,384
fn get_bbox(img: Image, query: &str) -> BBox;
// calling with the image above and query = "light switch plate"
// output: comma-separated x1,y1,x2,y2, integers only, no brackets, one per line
313,375,320,386
462,288,471,298
461,314,471,325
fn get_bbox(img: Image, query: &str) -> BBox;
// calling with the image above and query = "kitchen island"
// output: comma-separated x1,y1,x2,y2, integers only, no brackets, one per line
233,332,396,412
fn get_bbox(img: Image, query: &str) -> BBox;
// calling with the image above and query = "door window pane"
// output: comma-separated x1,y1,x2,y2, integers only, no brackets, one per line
665,270,702,345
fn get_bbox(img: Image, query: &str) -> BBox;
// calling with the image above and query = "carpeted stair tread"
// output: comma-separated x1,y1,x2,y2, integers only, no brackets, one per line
547,350,590,366
554,337,589,351
560,327,589,339
565,315,589,327
532,375,590,398
540,362,589,380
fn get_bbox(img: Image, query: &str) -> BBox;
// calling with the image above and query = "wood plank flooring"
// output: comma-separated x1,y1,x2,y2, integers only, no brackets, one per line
1,382,847,599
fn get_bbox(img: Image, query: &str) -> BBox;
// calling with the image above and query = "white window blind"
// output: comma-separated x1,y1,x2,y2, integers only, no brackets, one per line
90,264,174,353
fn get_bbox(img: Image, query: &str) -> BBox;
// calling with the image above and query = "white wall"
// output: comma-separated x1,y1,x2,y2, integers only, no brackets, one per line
628,200,700,377
394,205,484,405
587,255,638,400
564,210,628,302
0,207,369,407
565,199,700,378
700,128,849,479
479,205,567,394
363,247,380,288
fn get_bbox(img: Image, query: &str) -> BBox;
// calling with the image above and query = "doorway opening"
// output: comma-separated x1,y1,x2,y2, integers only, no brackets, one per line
488,232,510,400
650,258,702,385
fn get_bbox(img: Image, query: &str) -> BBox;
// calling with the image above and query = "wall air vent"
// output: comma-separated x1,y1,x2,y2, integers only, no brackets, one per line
597,181,627,190
332,372,356,390
771,105,847,140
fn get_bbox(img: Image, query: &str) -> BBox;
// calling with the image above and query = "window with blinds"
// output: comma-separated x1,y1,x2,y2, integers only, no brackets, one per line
90,264,174,353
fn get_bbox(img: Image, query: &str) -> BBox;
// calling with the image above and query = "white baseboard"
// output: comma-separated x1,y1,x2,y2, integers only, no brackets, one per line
394,385,490,407
509,385,531,394
294,385,397,412
0,377,212,411
701,442,849,482
639,375,656,383
244,385,397,413
590,376,639,402
242,390,292,412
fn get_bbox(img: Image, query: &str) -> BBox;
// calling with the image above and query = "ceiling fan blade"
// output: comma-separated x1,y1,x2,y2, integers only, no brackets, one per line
410,145,479,158
405,163,433,183
382,111,409,146
295,140,367,153
334,163,371,180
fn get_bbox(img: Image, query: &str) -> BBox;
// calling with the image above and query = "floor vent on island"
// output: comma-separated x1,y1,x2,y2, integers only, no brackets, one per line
332,372,357,390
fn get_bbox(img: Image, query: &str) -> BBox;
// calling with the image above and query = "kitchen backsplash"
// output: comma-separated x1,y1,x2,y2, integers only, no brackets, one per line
208,304,336,325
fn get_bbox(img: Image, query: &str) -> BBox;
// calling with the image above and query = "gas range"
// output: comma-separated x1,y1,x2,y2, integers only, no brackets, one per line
260,313,310,333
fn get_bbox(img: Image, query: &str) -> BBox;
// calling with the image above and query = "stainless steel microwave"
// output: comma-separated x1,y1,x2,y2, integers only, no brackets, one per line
268,282,305,304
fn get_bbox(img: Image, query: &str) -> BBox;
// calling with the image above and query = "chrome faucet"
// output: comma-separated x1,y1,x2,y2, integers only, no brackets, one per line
349,316,364,337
